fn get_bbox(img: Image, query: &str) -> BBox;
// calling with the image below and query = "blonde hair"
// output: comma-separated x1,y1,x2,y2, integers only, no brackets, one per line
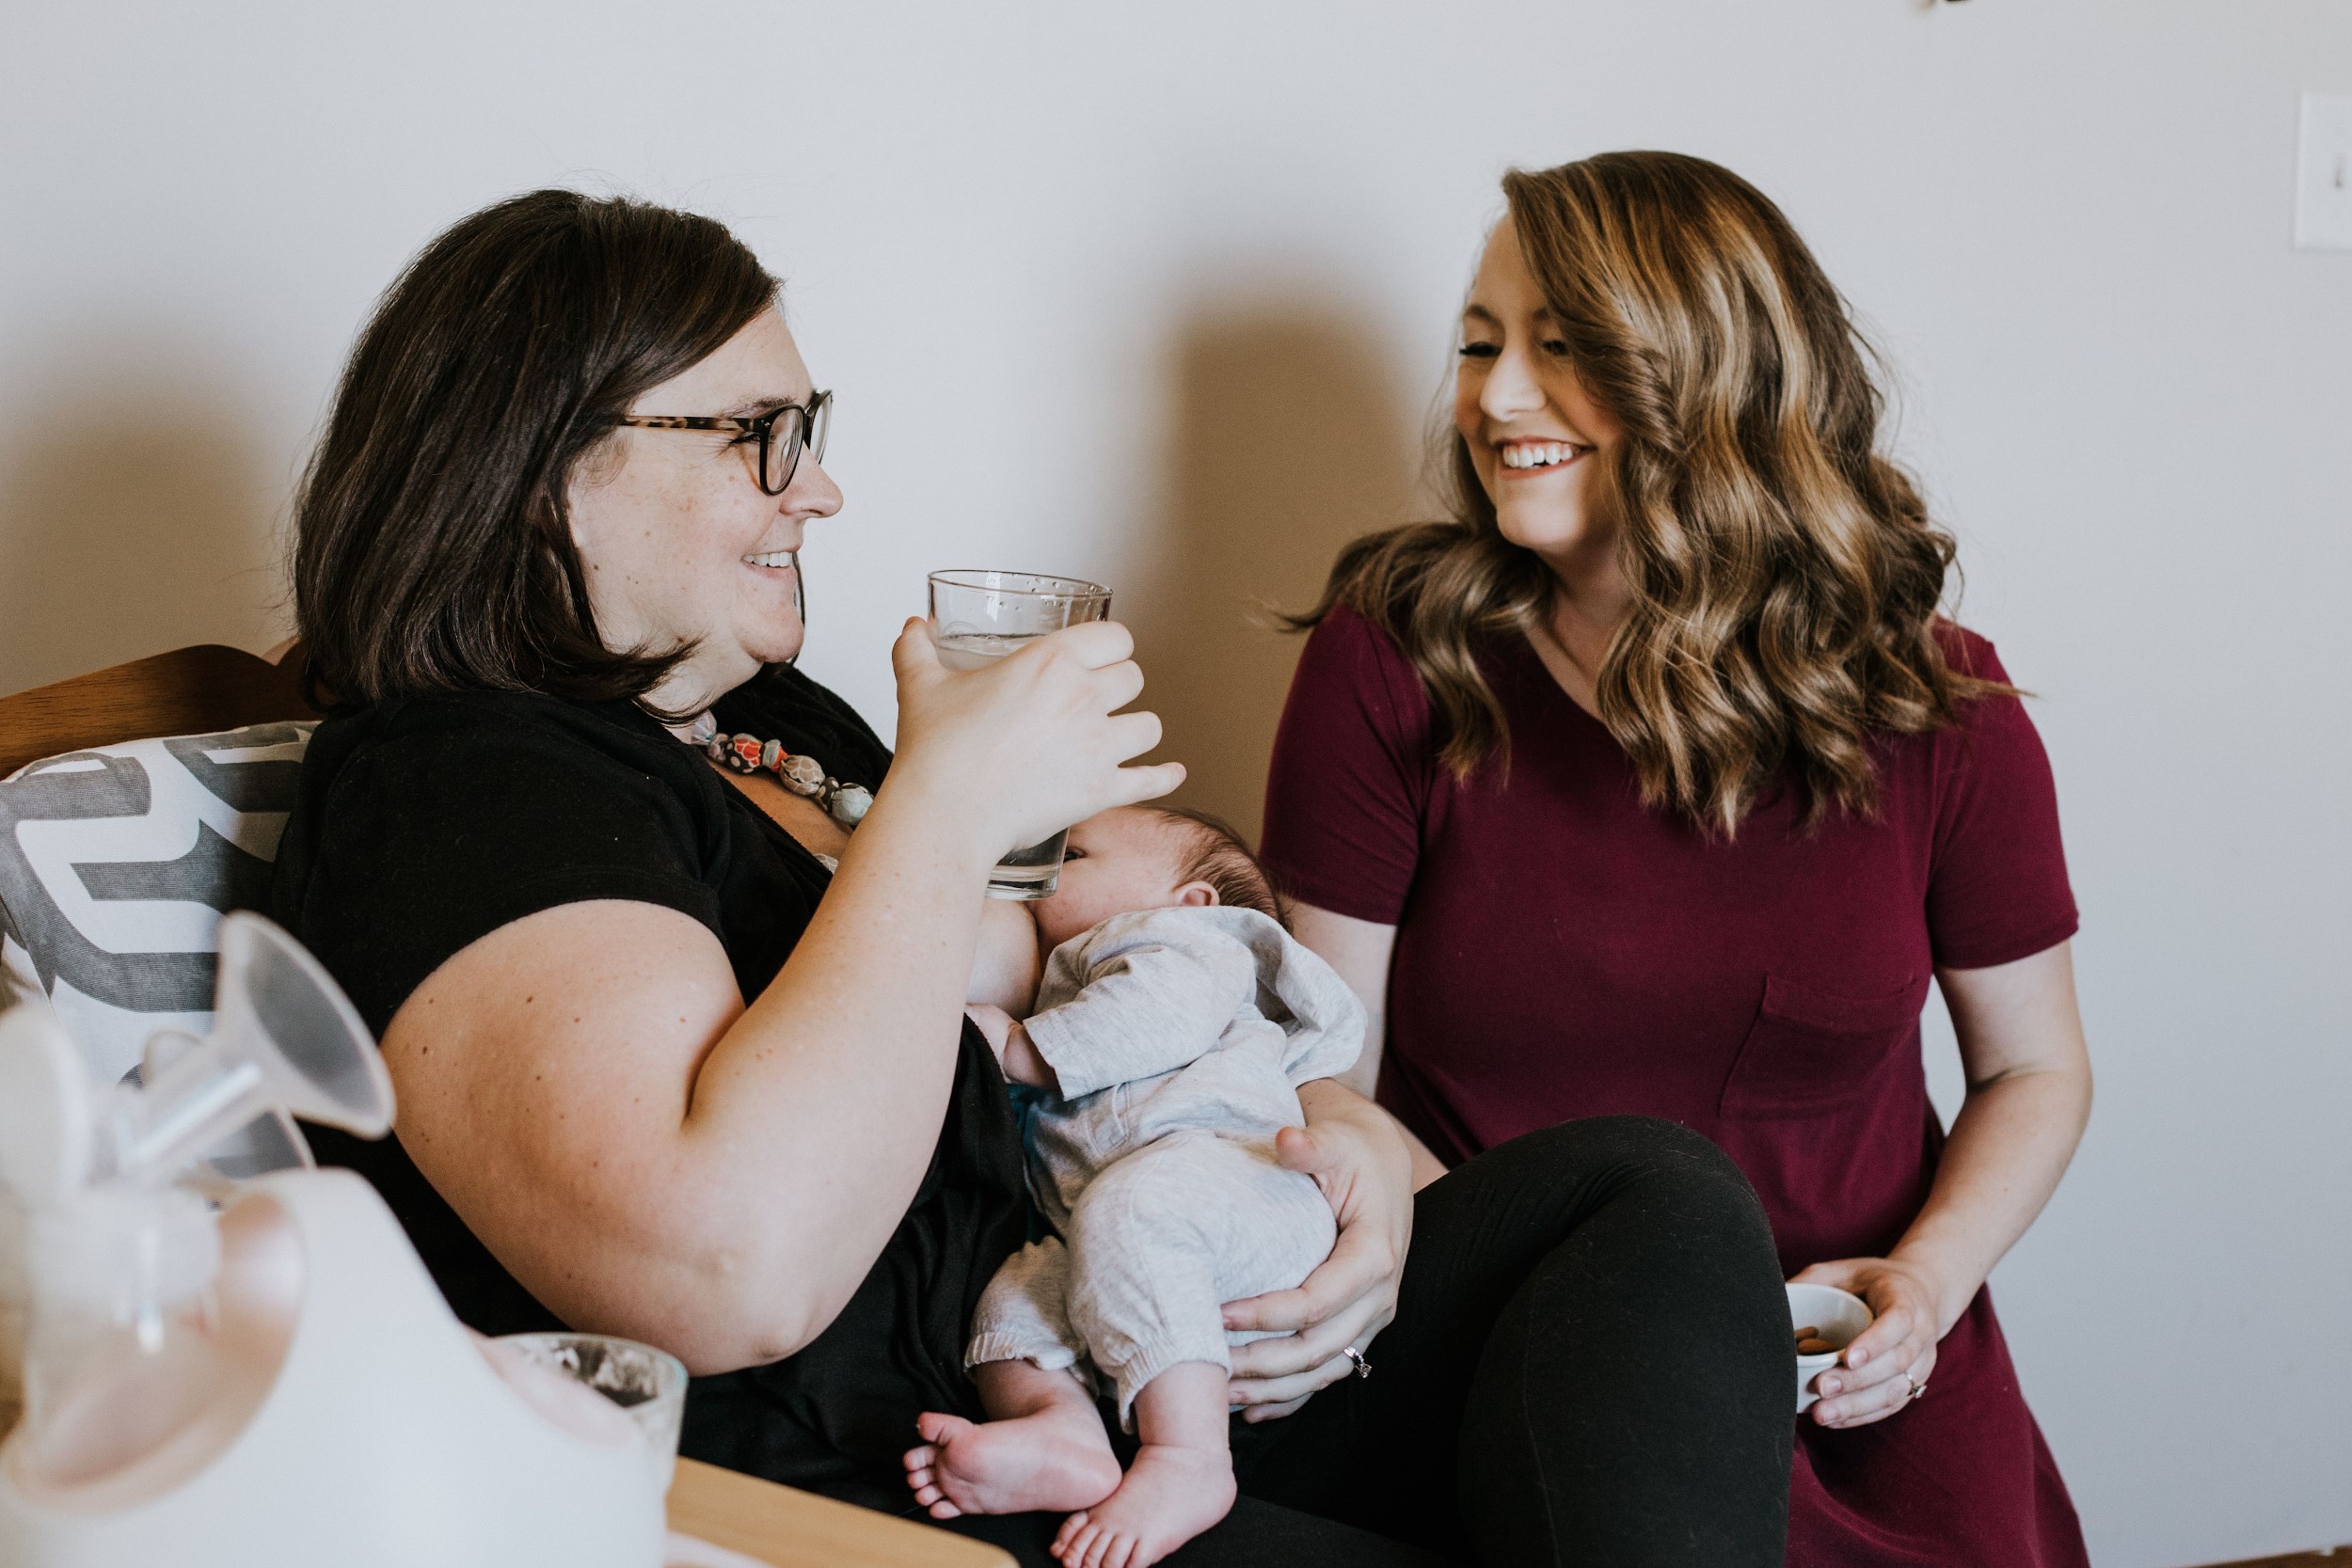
1299,151,2005,833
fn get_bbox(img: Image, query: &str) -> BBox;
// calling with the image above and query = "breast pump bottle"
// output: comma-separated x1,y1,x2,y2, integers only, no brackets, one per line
1,915,668,1568
0,912,390,1509
15,1183,227,1498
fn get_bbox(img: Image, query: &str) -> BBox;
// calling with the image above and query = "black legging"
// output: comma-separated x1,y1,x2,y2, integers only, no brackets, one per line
939,1117,1794,1566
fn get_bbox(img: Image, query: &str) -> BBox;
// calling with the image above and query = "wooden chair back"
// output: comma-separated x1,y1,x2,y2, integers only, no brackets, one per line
0,644,318,779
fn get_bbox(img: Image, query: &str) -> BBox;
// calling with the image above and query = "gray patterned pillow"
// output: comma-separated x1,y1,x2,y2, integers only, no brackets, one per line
0,721,315,1091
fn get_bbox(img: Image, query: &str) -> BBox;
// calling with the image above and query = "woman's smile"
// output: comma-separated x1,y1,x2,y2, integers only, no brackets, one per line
741,546,801,591
1493,437,1594,475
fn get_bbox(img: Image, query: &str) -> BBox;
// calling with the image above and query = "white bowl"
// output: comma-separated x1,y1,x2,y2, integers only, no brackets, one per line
1786,1283,1873,1414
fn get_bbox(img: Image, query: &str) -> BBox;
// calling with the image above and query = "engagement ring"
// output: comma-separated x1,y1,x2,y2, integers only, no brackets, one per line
1343,1346,1373,1380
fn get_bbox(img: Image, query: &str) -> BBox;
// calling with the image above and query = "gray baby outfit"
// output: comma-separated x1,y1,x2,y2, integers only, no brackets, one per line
966,905,1364,1424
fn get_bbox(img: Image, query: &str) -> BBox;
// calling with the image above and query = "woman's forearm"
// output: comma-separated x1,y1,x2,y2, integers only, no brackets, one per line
1289,902,1396,1104
672,775,998,1337
1399,1122,1448,1191
1885,945,2094,1335
1888,1063,2090,1333
1338,1004,1386,1100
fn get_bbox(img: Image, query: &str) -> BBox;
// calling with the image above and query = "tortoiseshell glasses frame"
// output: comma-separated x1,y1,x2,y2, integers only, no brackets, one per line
617,389,833,495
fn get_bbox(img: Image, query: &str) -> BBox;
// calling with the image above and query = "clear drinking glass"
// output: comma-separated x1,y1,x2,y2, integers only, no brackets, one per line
491,1331,688,1491
927,570,1114,899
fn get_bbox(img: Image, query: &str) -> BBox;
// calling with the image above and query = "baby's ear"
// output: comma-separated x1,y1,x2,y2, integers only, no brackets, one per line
1174,880,1221,908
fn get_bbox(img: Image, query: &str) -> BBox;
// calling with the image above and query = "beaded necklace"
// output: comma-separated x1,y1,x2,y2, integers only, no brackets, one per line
679,710,874,829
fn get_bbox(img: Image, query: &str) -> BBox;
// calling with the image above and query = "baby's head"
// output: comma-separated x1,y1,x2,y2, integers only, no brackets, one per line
1031,806,1285,953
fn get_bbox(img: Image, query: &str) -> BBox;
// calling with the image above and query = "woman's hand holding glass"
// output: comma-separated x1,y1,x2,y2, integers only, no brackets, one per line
888,616,1183,875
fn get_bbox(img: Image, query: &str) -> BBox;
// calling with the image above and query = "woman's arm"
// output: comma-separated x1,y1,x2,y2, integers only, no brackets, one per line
1289,901,1446,1184
1795,940,2092,1427
384,620,1181,1376
1289,902,1390,1099
1217,1073,1460,1420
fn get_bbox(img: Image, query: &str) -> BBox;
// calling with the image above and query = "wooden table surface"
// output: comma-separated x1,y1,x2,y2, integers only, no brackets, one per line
667,1456,1014,1568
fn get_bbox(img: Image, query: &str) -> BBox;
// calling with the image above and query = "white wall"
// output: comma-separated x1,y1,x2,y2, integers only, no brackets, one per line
4,4,2346,1560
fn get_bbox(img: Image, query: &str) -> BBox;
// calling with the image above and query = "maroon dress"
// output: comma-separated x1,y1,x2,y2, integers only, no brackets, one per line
1261,604,2090,1568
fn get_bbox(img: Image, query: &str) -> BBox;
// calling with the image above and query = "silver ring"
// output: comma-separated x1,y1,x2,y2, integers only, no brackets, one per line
1906,1372,1928,1402
1342,1346,1373,1380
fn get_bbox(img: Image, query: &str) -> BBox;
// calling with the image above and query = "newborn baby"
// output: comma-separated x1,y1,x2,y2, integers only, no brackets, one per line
903,806,1363,1568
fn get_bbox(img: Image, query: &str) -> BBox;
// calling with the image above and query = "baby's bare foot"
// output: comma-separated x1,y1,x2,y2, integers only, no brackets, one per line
902,1409,1122,1520
1050,1443,1237,1568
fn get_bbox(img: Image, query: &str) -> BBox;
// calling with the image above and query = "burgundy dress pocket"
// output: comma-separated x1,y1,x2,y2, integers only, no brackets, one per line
1717,972,1930,1120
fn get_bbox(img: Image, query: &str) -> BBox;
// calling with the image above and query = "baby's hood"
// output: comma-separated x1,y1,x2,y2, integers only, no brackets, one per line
1068,905,1365,1084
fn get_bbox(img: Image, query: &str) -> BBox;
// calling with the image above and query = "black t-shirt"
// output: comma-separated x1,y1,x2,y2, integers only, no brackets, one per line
269,664,1032,1508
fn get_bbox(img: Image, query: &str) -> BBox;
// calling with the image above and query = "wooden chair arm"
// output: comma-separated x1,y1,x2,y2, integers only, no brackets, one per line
666,1458,1013,1567
0,643,318,779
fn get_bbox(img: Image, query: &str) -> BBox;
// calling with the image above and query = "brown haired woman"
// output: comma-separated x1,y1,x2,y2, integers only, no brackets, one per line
271,188,1802,1565
1264,151,2095,1567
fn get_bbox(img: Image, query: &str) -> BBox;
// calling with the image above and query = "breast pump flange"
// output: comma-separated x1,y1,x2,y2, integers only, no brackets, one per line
0,912,667,1568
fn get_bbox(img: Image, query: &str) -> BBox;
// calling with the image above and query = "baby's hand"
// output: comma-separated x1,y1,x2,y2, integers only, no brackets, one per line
964,1005,1059,1092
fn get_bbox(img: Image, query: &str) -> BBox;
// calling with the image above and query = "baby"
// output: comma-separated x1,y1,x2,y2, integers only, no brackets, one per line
904,806,1363,1568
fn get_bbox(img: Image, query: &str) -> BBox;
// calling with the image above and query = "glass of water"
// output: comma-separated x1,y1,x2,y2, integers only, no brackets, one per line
490,1331,688,1492
928,569,1114,899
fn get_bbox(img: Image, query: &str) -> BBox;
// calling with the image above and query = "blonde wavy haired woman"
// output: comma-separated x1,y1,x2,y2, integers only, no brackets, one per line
1263,151,2093,1567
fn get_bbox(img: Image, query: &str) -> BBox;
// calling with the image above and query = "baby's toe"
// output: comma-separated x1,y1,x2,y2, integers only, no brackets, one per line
914,1410,967,1447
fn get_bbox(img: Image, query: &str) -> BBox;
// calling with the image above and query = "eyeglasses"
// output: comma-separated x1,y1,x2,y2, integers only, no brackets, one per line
617,389,833,495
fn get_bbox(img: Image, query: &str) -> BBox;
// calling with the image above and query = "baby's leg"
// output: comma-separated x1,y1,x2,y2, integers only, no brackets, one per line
1048,1132,1333,1566
1065,1130,1335,1427
907,1237,1120,1518
1051,1360,1236,1568
905,1359,1120,1520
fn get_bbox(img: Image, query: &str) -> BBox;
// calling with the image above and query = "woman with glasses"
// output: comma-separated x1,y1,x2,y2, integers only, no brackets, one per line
273,189,1796,1566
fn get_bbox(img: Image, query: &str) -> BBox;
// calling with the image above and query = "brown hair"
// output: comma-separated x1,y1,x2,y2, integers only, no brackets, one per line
1296,151,2005,833
291,190,778,711
1149,807,1288,928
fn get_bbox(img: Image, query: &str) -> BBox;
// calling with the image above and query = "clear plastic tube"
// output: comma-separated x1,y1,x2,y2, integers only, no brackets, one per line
16,1186,224,1491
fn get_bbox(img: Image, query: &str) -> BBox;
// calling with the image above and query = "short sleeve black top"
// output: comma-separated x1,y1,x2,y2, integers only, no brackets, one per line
268,664,1032,1507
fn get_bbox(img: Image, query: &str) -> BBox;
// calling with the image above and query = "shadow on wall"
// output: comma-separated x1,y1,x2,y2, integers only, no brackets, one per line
1121,297,1425,842
0,334,283,698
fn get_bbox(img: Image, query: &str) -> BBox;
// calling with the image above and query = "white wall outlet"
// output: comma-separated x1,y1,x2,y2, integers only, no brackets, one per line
2296,91,2352,250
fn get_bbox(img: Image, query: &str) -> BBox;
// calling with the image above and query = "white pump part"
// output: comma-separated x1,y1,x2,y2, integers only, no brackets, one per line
0,1170,666,1567
0,1009,93,1210
0,911,664,1564
141,1030,318,1184
101,913,391,1182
